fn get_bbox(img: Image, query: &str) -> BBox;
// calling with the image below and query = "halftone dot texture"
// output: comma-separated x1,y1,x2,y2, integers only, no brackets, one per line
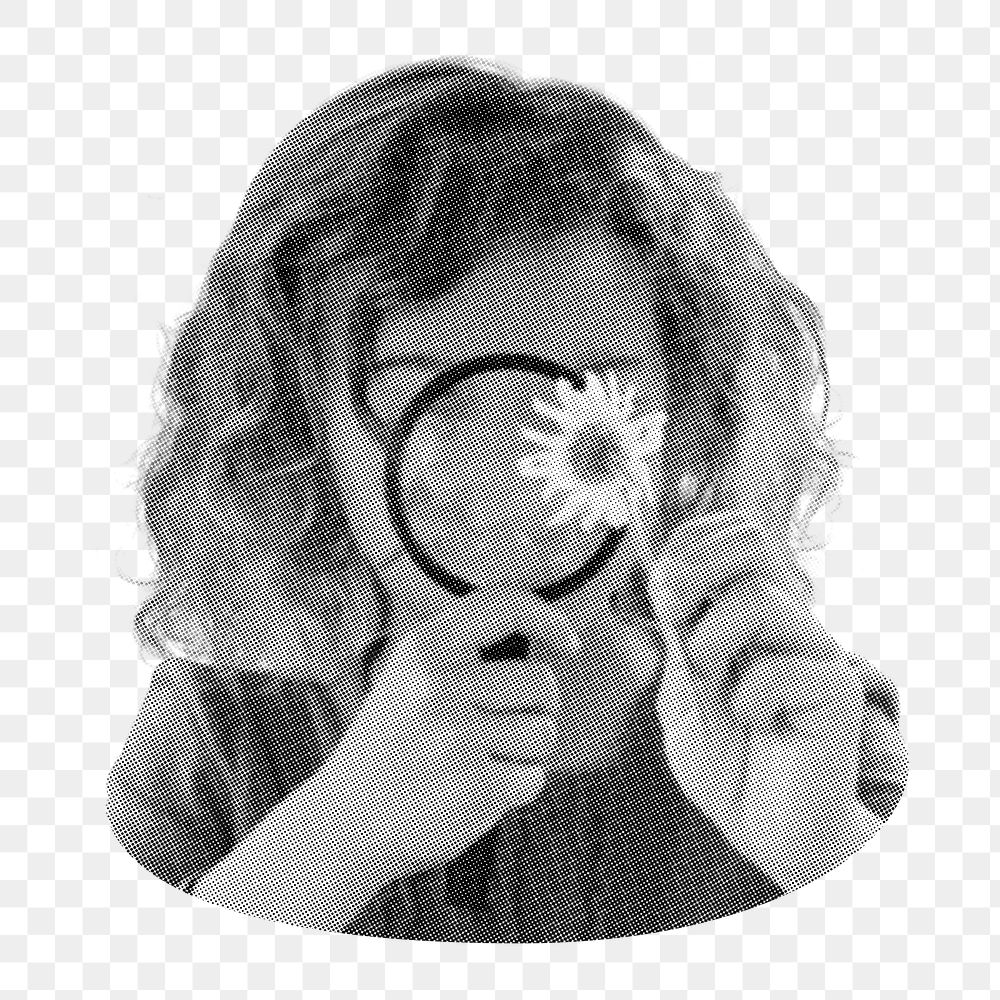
386,362,621,594
5,2,995,999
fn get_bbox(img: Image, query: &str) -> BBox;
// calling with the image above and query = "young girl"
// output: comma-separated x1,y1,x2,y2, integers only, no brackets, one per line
107,55,907,942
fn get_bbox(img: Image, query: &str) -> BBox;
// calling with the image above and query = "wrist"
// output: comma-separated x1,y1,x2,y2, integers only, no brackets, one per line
309,743,410,891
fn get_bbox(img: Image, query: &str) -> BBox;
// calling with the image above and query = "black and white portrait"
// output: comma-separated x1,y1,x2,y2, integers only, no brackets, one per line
106,55,909,943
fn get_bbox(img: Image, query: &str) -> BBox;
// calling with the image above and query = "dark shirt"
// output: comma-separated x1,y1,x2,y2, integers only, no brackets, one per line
106,654,902,942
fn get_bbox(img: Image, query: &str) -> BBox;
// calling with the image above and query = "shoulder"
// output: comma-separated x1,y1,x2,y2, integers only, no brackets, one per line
139,658,237,744
146,656,306,713
155,656,348,762
113,658,233,778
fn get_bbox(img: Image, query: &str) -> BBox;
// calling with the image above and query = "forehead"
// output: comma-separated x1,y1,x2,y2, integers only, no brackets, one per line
373,225,665,371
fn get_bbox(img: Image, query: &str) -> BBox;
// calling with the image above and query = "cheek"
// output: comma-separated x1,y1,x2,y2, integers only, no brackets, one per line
322,378,467,644
557,603,662,736
332,428,458,633
559,550,661,672
378,550,458,640
326,408,400,568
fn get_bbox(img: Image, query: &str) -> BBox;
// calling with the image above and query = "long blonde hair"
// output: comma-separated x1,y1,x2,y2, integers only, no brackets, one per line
130,56,844,720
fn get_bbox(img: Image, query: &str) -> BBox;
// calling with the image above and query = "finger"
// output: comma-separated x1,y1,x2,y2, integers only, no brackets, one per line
435,586,583,666
648,517,802,635
439,658,562,717
684,579,841,701
728,654,865,733
364,641,434,707
734,655,867,807
849,653,902,727
664,507,769,547
857,701,908,820
494,760,549,810
654,617,725,737
655,627,711,733
433,698,559,768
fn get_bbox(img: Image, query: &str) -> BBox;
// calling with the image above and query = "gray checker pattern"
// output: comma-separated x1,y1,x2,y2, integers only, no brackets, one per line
1,3,994,999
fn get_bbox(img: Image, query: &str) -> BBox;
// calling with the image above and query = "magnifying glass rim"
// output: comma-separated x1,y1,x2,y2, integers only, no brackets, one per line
383,351,626,602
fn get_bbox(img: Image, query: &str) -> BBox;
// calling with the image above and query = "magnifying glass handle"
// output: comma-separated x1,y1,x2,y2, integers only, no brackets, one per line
479,632,530,662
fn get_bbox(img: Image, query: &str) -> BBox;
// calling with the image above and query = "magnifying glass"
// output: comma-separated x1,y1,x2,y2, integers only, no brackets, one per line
382,353,628,661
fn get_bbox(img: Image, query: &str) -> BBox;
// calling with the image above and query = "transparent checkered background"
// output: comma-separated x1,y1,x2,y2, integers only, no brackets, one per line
3,1,995,997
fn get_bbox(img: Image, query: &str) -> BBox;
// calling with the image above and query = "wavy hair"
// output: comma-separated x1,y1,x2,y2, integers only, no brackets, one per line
129,55,846,714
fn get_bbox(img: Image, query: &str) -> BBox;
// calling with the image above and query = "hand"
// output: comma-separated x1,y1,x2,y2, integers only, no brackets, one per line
318,587,579,885
646,509,907,893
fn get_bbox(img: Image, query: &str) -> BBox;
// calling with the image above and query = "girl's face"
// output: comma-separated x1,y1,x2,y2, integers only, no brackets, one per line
323,222,684,773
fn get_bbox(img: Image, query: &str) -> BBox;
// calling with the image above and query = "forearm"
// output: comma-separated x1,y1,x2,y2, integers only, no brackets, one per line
189,781,398,933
